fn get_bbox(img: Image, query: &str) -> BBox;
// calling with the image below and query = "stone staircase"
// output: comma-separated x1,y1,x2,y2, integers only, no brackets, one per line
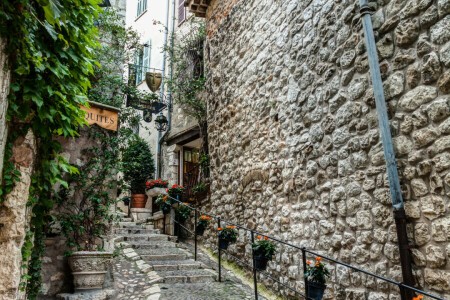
114,218,217,286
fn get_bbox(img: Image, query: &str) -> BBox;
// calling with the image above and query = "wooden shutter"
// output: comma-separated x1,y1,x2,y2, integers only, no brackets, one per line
142,40,151,80
137,0,141,16
178,0,186,25
143,0,147,11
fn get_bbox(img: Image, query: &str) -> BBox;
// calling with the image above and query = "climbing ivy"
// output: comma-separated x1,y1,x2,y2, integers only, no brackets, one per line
0,0,101,298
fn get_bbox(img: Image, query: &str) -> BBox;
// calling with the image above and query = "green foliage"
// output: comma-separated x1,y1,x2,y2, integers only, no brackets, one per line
304,258,330,285
155,194,171,214
164,18,207,123
166,184,185,202
55,128,121,253
193,182,206,193
1,0,102,297
0,138,21,199
218,226,238,243
122,137,155,194
197,215,211,229
252,237,277,260
175,202,192,221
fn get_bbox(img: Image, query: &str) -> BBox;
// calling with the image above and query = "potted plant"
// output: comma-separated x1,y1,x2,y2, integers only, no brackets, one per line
192,182,208,201
55,134,119,292
217,226,237,250
122,137,155,208
155,194,172,215
166,184,185,204
304,257,330,300
196,215,211,236
252,235,277,271
175,202,192,224
146,179,168,189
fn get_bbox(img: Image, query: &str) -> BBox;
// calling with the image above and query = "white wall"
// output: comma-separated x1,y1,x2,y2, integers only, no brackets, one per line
126,0,174,170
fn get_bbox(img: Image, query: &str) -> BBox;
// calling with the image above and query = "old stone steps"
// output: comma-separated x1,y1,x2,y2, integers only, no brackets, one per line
157,269,217,284
115,228,160,235
129,240,175,249
123,234,170,242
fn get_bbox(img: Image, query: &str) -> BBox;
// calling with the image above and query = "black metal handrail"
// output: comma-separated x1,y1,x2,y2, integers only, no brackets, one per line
166,195,444,300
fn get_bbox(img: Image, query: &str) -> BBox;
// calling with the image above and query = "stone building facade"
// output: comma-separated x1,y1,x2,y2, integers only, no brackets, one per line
182,0,450,298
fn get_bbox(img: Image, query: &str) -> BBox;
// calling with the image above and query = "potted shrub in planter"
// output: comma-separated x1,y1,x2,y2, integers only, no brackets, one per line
175,202,192,224
122,137,155,208
252,235,277,271
304,257,330,300
196,215,211,236
55,134,120,292
217,226,237,250
155,194,172,215
166,184,185,204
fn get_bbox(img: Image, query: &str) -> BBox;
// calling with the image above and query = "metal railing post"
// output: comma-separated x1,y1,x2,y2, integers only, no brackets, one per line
302,248,309,299
194,209,198,261
251,231,258,300
163,213,166,235
218,217,222,282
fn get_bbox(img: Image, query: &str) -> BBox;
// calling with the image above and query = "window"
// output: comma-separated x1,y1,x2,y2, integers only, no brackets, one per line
133,39,151,85
178,0,186,25
137,0,147,17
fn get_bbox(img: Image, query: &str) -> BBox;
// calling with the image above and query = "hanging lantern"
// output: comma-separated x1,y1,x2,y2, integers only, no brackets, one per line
155,113,168,132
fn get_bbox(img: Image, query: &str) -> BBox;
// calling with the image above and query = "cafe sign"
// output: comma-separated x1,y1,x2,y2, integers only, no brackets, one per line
79,101,119,131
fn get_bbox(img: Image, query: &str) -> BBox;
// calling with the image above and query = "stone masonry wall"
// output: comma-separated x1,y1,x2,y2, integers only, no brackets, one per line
0,37,10,184
201,0,450,298
0,130,37,299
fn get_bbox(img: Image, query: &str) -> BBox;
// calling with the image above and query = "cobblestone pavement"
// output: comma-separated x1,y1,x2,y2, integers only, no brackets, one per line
112,257,154,300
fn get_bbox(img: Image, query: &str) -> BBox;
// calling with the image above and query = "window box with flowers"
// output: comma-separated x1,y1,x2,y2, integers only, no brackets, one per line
196,215,211,235
166,184,185,203
252,235,277,271
155,194,172,215
217,226,237,250
146,179,168,189
305,257,330,300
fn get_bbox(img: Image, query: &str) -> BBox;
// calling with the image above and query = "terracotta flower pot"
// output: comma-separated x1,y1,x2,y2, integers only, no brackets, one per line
68,251,113,292
131,194,147,208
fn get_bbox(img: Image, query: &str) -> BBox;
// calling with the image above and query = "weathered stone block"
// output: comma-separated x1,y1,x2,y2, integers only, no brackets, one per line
421,195,446,220
430,15,450,44
426,245,447,267
398,86,437,111
414,223,431,246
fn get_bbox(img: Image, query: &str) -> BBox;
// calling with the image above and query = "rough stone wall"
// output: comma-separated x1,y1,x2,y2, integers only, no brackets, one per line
201,0,450,298
0,130,37,299
0,37,10,184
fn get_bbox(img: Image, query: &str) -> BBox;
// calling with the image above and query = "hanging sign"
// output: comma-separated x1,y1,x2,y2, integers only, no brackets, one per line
79,104,119,131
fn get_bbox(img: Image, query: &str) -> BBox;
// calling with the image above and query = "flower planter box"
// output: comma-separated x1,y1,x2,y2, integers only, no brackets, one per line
306,281,326,300
219,238,230,250
254,255,269,271
196,226,206,236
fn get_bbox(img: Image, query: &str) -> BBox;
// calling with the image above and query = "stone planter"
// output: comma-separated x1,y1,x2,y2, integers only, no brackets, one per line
146,187,167,198
68,251,113,292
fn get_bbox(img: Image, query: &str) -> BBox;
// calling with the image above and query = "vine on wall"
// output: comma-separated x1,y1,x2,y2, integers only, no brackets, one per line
0,0,99,298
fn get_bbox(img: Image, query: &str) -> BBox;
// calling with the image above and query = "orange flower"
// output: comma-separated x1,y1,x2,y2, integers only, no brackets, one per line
264,236,269,240
184,202,188,205
306,261,311,265
206,217,211,220
315,262,320,267
231,226,235,229
257,235,262,239
417,296,423,300
316,257,322,261
218,227,223,231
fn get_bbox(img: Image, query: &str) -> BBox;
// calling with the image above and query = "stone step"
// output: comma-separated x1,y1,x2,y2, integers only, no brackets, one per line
141,253,187,261
128,241,175,249
115,228,160,235
138,247,189,261
148,259,203,271
118,222,141,228
157,269,217,284
123,234,169,242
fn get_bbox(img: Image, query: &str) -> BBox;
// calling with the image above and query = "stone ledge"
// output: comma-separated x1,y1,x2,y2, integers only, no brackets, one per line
130,208,152,213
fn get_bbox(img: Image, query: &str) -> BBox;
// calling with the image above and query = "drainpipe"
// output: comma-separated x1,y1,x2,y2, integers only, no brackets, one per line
157,0,175,178
359,1,415,299
156,0,171,179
